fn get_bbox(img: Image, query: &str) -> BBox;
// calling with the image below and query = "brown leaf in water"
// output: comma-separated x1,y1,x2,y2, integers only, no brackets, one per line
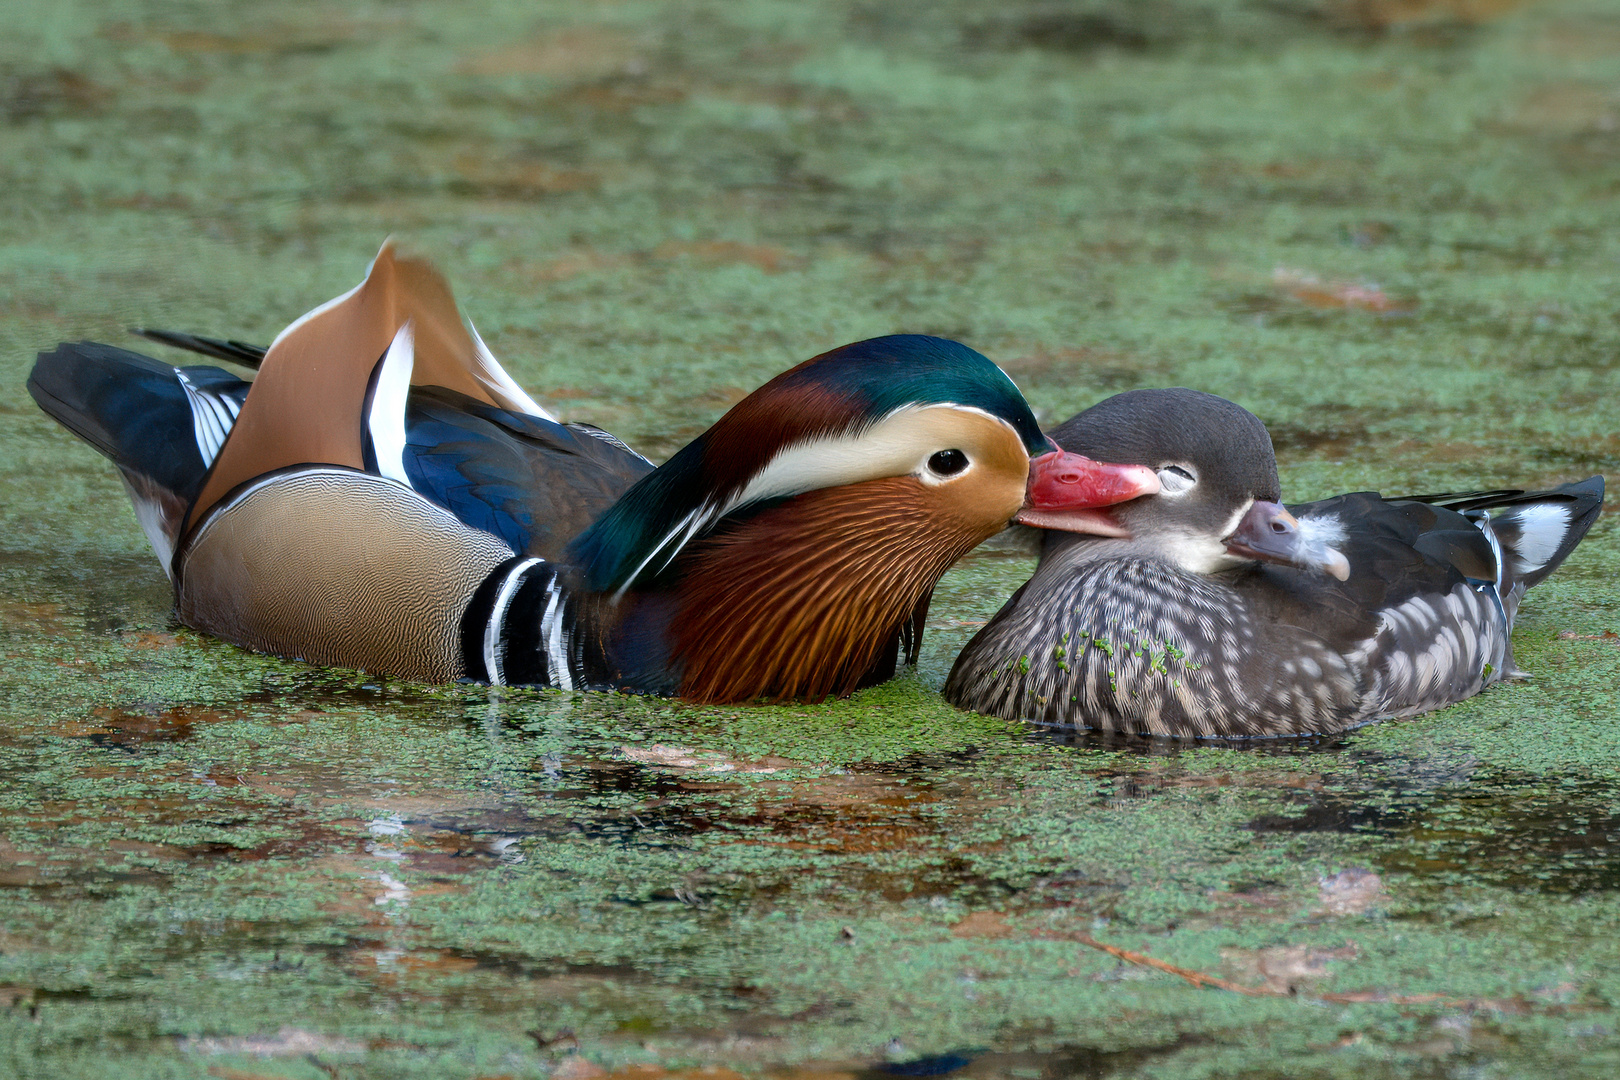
457,29,644,79
951,911,1015,939
652,240,794,272
1221,943,1359,994
123,631,180,649
1534,18,1620,62
154,18,385,56
185,1026,365,1057
552,1059,610,1080
1508,83,1620,136
451,153,600,197
1318,867,1385,915
83,704,241,744
611,1067,750,1080
1273,267,1413,313
0,69,108,121
354,947,480,982
619,744,784,773
554,79,688,113
511,249,635,284
0,600,72,636
0,985,36,1008
208,1068,298,1080
1321,0,1529,32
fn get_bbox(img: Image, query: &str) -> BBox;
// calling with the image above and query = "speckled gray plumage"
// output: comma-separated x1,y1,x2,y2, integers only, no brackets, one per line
945,387,1604,738
946,547,1511,738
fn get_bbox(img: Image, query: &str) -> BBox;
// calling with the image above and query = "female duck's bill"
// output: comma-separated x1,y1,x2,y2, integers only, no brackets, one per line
944,388,1603,738
28,242,1155,704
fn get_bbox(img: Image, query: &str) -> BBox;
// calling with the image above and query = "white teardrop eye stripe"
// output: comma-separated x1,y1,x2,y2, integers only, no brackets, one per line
731,404,1022,508
176,369,242,467
1505,504,1570,573
367,322,415,486
609,403,1029,597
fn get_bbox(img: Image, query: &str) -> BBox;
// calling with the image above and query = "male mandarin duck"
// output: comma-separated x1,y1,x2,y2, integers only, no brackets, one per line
944,389,1604,738
28,243,1157,704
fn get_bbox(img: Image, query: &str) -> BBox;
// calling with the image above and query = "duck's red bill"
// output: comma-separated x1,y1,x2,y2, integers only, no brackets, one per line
1016,448,1160,535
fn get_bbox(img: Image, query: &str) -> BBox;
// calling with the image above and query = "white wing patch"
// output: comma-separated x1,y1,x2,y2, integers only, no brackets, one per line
1505,503,1570,574
367,322,415,485
175,369,242,467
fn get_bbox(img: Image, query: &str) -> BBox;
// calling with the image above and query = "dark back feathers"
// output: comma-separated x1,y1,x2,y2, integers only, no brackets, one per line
28,342,249,506
403,386,653,559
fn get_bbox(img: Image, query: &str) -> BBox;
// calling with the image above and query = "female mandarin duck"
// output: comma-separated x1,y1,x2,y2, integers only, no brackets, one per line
28,243,1155,704
945,389,1603,737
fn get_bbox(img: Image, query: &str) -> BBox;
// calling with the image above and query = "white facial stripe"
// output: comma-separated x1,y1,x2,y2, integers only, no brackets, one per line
730,404,1020,509
1217,498,1255,542
368,322,415,486
1507,503,1570,572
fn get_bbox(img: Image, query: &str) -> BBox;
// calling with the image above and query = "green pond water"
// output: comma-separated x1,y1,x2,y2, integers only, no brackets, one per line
2,0,1619,1077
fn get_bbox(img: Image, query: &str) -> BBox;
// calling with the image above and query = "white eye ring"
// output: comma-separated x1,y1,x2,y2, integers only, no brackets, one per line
1157,464,1197,495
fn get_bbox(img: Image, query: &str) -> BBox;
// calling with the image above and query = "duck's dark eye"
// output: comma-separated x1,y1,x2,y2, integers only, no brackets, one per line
927,449,970,477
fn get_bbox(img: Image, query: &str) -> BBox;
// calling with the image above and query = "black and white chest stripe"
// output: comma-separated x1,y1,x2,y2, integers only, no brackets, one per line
460,557,586,689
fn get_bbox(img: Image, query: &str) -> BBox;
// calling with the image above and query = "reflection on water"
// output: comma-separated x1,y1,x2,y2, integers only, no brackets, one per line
3,594,1619,1075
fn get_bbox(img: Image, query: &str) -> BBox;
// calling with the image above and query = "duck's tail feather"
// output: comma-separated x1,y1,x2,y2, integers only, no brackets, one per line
132,327,268,369
28,342,250,574
1408,478,1605,590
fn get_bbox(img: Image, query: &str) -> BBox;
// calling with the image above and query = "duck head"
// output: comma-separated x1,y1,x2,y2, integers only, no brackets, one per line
568,335,1156,702
1041,389,1349,580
